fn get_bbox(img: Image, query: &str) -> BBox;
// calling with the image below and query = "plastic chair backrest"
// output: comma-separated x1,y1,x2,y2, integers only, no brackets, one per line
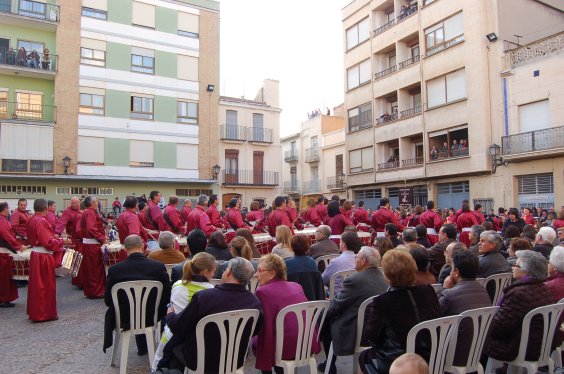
355,295,378,350
315,254,339,269
191,309,260,374
165,264,175,279
111,280,163,334
328,270,355,300
275,300,330,367
483,272,512,305
445,306,499,372
248,277,259,294
406,315,463,374
210,278,221,286
431,283,443,293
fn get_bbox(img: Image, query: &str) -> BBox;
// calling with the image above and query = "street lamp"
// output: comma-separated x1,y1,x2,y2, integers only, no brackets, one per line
488,144,504,173
62,155,71,175
212,164,221,180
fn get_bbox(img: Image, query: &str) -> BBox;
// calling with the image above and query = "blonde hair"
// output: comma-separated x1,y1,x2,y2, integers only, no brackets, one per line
259,253,287,280
182,252,216,284
381,249,417,287
230,236,253,261
275,225,293,250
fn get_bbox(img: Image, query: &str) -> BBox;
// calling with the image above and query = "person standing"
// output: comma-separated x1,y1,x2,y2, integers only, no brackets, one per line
0,202,25,308
205,195,223,230
419,201,442,245
146,191,168,232
26,199,70,321
180,199,193,225
456,203,478,247
186,195,217,237
10,198,29,245
163,195,185,235
54,196,80,238
80,196,107,299
301,198,321,227
267,196,292,237
353,200,370,226
116,196,148,247
371,198,401,237
223,198,251,231
112,197,122,217
316,197,328,223
46,200,57,230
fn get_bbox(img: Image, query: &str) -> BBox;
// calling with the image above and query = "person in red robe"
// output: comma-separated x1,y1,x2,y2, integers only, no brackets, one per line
80,196,107,299
54,196,80,237
268,196,292,237
46,200,57,230
419,201,443,245
316,197,328,223
116,196,148,245
205,194,223,229
0,202,25,307
180,199,192,224
245,200,264,223
522,207,535,225
71,203,85,289
145,191,168,232
371,198,402,236
137,201,150,229
10,198,29,245
187,195,217,237
285,197,303,230
473,204,485,224
353,200,370,225
301,198,321,227
26,199,69,321
456,203,479,247
324,200,353,235
223,198,251,231
163,195,185,235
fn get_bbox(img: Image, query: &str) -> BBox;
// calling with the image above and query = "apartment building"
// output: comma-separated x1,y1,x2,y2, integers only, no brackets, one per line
0,0,220,211
342,0,563,211
218,79,282,209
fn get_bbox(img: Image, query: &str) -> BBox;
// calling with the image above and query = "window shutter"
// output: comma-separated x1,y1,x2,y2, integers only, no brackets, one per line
78,136,104,163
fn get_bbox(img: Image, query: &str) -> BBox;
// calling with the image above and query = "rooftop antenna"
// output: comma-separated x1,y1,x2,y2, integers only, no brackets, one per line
514,34,523,47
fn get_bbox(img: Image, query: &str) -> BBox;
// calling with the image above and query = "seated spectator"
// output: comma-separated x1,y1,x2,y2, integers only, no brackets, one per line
385,223,403,248
503,224,522,253
253,254,314,373
103,235,171,355
166,257,262,372
428,224,457,278
373,236,394,258
322,231,361,296
148,231,186,265
359,250,439,373
546,245,564,302
396,228,425,252
437,242,467,285
430,146,440,160
272,225,294,259
484,251,554,365
506,237,532,267
319,246,388,374
286,235,323,301
477,230,511,278
409,246,436,285
308,225,339,263
215,236,258,278
468,225,484,256
170,229,208,283
235,228,262,258
532,226,556,259
415,224,432,248
205,231,233,261
521,224,537,245
153,252,216,370
390,353,429,374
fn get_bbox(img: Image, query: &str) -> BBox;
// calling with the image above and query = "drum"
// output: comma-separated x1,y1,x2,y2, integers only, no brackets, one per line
294,228,318,244
357,223,371,233
253,233,275,255
12,249,32,280
56,248,83,277
358,231,372,246
103,241,126,268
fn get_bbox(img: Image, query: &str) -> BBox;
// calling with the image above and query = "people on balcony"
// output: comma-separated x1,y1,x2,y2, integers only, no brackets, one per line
430,146,440,160
42,48,51,70
387,154,398,164
16,47,27,66
28,50,40,68
5,47,16,65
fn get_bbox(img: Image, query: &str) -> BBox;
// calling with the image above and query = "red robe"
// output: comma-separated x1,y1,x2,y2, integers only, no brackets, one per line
146,201,167,231
163,204,185,234
268,208,292,237
223,208,250,230
420,210,443,244
187,206,216,237
138,209,150,229
523,214,535,225
116,209,148,245
316,204,328,223
54,206,79,237
71,211,84,288
456,212,478,247
353,208,370,225
325,214,353,235
246,210,264,222
9,209,28,244
371,207,401,232
180,206,192,224
80,208,106,298
473,210,485,224
46,211,57,230
0,215,22,303
205,204,223,228
26,213,64,321
301,207,321,227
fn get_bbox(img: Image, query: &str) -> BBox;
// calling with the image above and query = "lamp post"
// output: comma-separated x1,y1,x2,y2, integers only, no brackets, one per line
212,164,221,180
488,144,504,173
62,155,71,175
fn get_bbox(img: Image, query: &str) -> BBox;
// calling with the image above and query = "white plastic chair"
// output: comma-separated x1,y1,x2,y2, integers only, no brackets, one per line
328,269,355,300
444,306,499,374
483,272,512,306
431,283,443,293
275,300,330,373
551,298,564,369
110,280,163,374
247,277,259,294
184,309,260,374
485,302,564,374
210,278,222,286
315,254,339,270
406,315,463,374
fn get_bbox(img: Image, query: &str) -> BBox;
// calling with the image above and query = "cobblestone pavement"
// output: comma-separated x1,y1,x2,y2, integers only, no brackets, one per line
0,278,352,373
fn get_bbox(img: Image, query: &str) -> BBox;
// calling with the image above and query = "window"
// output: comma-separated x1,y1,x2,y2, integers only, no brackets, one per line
81,47,105,66
81,7,107,19
177,101,198,124
347,59,371,90
1,185,46,194
129,140,154,167
0,123,53,172
311,136,318,149
348,102,372,131
79,93,104,115
15,92,42,119
78,137,104,165
131,49,154,74
346,17,370,50
130,96,154,120
225,110,239,139
251,113,264,142
349,146,374,173
425,12,464,56
178,12,199,38
518,100,550,133
0,91,7,119
411,45,420,57
175,189,212,197
132,1,155,28
426,69,466,108
177,144,198,169
428,125,469,160
225,149,239,184
56,186,113,195
177,55,198,81
388,54,396,68
355,189,382,200
518,174,554,195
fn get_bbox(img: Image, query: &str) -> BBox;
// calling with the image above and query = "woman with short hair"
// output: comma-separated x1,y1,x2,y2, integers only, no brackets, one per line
205,231,232,261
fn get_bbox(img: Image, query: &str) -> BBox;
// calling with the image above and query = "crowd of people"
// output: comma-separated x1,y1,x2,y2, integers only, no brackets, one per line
1,192,563,373
0,46,52,70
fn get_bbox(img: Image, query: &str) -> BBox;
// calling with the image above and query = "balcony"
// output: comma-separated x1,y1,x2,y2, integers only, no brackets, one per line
1,158,54,174
398,55,419,69
305,147,320,163
283,180,300,194
429,148,469,161
402,156,424,167
0,101,56,123
247,127,273,144
397,2,418,22
375,65,397,80
502,126,564,159
0,47,57,79
303,179,321,195
284,149,298,163
376,112,398,125
378,160,399,170
221,170,279,186
400,106,421,118
0,0,59,29
219,124,246,142
425,35,465,58
374,19,395,36
326,175,346,190
505,32,564,68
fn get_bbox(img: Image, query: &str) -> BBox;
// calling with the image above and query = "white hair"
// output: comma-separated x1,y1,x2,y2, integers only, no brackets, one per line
549,246,564,273
538,226,556,243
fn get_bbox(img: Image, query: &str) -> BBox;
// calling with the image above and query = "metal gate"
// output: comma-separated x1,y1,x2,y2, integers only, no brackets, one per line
517,174,554,209
437,181,470,210
354,189,382,210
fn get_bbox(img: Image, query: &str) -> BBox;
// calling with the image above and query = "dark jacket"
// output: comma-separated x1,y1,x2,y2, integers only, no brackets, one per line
171,261,186,284
502,218,526,237
428,239,455,277
205,246,233,261
287,271,325,301
484,278,554,362
309,238,339,259
532,242,553,260
103,252,171,352
477,250,511,278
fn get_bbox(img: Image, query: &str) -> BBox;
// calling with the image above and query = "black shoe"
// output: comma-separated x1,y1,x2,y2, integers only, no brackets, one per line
317,361,336,374
137,349,148,356
0,302,15,308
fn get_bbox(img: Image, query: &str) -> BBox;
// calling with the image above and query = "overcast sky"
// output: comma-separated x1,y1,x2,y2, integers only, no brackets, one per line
219,1,346,137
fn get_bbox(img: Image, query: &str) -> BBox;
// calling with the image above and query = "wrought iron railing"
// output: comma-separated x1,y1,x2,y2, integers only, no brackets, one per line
378,160,400,170
247,127,273,143
0,101,56,122
0,0,59,22
376,112,398,125
400,106,422,118
502,126,564,155
221,170,279,186
425,35,465,57
284,149,298,162
283,180,300,194
327,175,346,190
397,2,418,22
305,147,320,162
429,148,469,161
402,156,424,167
398,54,420,69
0,47,57,72
374,19,395,36
375,65,397,80
505,32,563,68
219,124,247,141
303,179,321,194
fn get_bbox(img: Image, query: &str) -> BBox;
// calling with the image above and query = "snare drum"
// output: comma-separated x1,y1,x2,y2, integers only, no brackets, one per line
294,228,318,244
358,231,372,246
253,233,275,255
103,241,126,268
12,249,32,280
56,248,83,277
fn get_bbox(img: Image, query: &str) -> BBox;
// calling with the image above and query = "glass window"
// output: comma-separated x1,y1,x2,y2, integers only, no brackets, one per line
80,47,105,67
81,7,107,20
0,91,7,119
130,96,153,119
79,93,105,115
349,146,374,173
346,17,370,50
177,101,198,124
131,54,154,74
15,92,42,119
347,59,371,90
426,69,466,108
17,40,44,54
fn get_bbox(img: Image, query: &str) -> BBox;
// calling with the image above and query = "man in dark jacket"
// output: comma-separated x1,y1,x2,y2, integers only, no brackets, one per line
103,234,171,354
170,229,208,283
532,226,556,259
477,231,511,278
428,224,457,277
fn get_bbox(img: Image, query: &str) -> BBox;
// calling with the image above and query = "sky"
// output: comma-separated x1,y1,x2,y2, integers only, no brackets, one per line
219,0,347,137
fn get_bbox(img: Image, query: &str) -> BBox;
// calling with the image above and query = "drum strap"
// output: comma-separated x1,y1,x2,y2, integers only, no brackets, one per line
0,247,15,255
0,242,17,254
461,228,472,232
83,238,100,244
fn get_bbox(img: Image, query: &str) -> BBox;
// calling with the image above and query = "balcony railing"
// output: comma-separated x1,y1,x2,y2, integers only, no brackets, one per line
305,147,320,163
0,101,56,122
378,160,400,170
221,170,279,186
425,35,465,57
284,149,298,162
219,124,247,141
398,55,420,69
327,175,346,190
247,127,273,143
397,2,418,22
505,32,563,68
430,148,469,161
348,110,372,132
374,19,395,36
400,106,422,118
376,112,398,125
502,126,564,155
303,179,321,194
0,47,57,72
0,0,59,22
402,156,424,167
283,180,300,194
375,65,397,80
